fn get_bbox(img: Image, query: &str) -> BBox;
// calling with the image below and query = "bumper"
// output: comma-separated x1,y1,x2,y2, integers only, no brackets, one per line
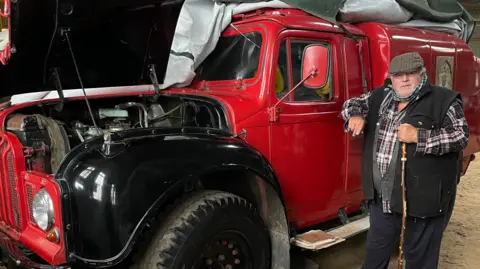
0,232,70,269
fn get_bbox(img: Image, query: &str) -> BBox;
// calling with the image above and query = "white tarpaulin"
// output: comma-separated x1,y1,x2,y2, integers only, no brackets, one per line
159,0,290,89
395,19,468,40
338,0,413,24
338,0,470,41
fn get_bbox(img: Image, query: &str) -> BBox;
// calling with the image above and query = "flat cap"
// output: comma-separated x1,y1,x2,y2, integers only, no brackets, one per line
388,52,424,75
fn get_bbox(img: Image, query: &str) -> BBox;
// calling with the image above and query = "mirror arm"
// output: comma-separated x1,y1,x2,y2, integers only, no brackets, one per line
268,67,317,122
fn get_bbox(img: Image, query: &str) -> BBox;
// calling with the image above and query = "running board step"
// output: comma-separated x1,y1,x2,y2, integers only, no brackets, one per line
292,216,370,250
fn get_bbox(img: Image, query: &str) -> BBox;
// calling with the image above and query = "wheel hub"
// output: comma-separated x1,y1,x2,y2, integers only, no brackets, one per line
193,232,251,269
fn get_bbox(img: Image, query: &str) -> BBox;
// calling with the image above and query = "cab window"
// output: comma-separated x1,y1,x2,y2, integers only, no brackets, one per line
274,40,289,100
274,39,333,102
194,31,263,82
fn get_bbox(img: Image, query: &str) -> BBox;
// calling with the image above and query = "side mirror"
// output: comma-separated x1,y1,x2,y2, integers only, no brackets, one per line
302,45,329,88
0,0,11,65
270,44,330,122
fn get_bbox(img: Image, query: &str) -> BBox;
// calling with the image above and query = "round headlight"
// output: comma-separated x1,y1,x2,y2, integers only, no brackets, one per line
32,188,54,231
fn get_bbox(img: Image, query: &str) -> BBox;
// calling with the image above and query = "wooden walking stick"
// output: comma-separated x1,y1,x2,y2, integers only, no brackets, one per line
398,142,407,269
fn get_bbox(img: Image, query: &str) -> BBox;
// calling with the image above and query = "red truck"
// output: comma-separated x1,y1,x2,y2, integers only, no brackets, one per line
0,0,479,268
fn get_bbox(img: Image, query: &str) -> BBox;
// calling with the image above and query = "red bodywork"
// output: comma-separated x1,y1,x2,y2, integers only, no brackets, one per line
0,132,65,264
0,8,479,265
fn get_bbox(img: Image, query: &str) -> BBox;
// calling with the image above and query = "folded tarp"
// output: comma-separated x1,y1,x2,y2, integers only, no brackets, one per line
396,18,469,40
338,0,413,24
337,0,475,41
396,0,463,22
279,0,474,39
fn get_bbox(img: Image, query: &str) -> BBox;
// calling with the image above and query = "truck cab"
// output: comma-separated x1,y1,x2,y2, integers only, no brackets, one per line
0,1,478,269
173,9,372,230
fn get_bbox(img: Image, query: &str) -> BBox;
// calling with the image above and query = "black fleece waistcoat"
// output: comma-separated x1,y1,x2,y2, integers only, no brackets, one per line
361,83,461,218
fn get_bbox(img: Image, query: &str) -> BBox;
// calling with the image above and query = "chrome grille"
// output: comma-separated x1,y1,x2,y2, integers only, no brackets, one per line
0,135,23,231
26,184,34,220
7,152,21,229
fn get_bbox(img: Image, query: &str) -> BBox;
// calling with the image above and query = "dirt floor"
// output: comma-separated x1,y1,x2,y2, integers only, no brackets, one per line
304,158,480,269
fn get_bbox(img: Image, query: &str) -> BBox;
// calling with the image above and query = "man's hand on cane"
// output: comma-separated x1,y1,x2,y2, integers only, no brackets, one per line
398,123,418,143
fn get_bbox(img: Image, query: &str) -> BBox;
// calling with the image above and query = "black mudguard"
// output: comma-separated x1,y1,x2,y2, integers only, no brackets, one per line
54,127,282,266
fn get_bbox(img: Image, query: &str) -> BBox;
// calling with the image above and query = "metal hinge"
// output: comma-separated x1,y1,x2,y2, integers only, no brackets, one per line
234,78,245,90
23,147,34,158
356,40,368,93
199,80,208,91
268,107,281,122
233,128,248,140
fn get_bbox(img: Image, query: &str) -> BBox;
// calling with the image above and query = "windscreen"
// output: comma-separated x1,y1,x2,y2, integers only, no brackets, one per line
194,31,263,82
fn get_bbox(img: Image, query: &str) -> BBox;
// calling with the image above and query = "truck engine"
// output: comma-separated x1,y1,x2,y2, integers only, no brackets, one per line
4,95,224,175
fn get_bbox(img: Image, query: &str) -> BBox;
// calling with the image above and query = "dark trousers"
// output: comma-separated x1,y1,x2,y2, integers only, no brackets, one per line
361,199,448,269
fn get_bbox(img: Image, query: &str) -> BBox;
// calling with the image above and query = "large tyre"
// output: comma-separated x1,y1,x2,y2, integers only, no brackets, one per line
133,190,270,269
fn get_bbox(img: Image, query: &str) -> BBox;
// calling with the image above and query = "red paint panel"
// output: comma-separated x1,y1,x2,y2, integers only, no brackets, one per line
267,29,348,228
454,42,480,158
342,37,365,197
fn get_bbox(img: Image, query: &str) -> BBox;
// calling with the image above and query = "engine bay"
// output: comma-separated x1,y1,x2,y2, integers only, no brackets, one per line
5,94,229,174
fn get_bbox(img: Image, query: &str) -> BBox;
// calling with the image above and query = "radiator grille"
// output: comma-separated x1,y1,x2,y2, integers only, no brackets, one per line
8,152,21,229
26,184,34,220
0,136,23,231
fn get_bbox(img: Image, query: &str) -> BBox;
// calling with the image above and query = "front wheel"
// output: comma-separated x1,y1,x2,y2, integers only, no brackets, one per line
133,190,270,269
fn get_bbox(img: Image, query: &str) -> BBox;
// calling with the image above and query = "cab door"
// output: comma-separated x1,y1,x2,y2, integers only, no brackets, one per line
343,37,371,196
269,30,348,228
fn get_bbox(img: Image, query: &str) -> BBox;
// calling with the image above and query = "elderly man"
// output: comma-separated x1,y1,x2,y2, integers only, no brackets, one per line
341,52,469,269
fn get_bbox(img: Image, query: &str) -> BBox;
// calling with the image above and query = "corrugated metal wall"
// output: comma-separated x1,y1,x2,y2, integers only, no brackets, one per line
0,17,7,30
460,0,479,56
1,0,7,30
469,26,480,57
